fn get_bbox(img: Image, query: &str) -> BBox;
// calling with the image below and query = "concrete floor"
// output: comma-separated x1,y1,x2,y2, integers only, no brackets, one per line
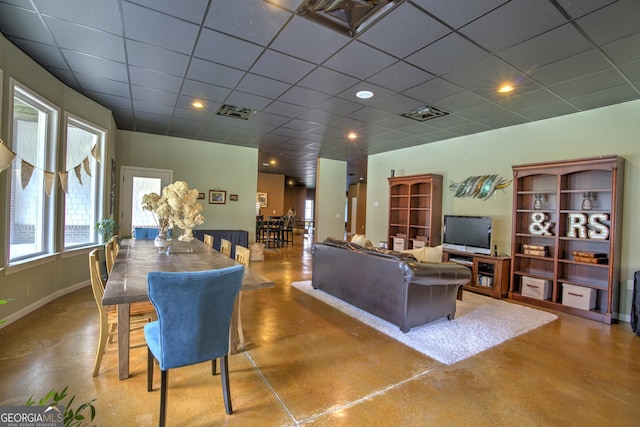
1,235,640,426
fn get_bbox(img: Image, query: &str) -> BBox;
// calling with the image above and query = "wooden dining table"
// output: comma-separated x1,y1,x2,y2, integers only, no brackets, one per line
103,238,274,380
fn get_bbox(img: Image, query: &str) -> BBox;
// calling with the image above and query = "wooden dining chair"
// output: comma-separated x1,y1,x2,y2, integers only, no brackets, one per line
220,238,232,257
234,245,250,267
144,266,244,425
231,245,251,350
89,249,156,377
104,236,119,275
203,233,214,248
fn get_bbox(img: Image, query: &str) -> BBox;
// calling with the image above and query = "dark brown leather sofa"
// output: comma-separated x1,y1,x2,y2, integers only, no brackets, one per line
311,239,472,333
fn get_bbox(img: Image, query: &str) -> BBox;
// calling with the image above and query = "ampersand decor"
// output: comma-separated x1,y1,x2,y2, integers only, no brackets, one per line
529,212,554,236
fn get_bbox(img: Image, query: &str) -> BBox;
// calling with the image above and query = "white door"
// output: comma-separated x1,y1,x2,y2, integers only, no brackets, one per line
351,197,358,234
120,166,172,236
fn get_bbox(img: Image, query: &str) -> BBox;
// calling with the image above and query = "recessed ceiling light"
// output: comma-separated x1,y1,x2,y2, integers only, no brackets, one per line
356,90,374,99
270,160,276,165
498,85,514,93
262,163,270,166
192,101,204,109
348,132,357,140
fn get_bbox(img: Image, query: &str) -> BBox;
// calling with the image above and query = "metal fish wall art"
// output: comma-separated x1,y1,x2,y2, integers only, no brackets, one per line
449,174,512,200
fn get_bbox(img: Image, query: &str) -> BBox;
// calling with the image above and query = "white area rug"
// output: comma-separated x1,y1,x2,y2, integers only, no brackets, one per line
291,281,557,365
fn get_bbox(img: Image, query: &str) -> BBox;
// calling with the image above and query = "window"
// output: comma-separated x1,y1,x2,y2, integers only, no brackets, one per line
64,116,105,248
9,83,58,262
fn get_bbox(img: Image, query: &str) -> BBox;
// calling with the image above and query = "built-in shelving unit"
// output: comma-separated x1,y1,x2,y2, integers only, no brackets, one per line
509,155,624,324
388,174,442,250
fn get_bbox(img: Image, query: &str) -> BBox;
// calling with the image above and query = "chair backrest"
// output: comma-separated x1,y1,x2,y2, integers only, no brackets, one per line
203,234,214,248
104,236,119,275
147,265,244,370
220,238,232,257
88,249,107,314
134,228,161,240
234,245,250,267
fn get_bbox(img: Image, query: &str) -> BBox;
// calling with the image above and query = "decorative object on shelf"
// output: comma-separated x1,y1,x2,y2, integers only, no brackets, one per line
449,174,512,200
533,193,543,210
209,189,226,204
528,212,554,236
142,181,205,244
582,192,593,210
566,213,610,240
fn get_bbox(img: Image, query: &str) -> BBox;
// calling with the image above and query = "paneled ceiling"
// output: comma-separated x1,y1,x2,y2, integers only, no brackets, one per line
1,0,639,188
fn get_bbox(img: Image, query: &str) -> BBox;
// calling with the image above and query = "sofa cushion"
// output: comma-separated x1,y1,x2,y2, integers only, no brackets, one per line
351,234,373,247
401,245,443,263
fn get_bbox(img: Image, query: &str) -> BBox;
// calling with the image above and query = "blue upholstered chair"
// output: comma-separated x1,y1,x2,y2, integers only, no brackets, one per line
134,227,168,240
144,265,244,426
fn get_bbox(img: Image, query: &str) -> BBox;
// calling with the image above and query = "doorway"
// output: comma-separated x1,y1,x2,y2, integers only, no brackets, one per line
119,166,172,236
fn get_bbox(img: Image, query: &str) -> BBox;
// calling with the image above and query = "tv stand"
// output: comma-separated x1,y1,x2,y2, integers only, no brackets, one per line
444,249,510,299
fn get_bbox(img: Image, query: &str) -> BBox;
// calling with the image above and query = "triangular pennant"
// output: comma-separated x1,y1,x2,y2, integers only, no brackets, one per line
21,160,35,189
91,144,101,163
83,157,92,177
0,140,16,172
59,171,69,194
74,164,83,185
44,171,55,196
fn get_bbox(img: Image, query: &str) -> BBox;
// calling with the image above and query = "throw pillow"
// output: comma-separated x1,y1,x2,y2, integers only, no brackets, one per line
351,234,369,247
401,245,443,263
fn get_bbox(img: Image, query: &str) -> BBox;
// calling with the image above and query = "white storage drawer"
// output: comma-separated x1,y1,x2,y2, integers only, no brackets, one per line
521,276,551,300
562,283,597,310
392,237,405,251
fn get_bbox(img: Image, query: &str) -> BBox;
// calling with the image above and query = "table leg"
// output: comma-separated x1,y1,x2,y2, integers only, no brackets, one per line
229,292,245,354
117,302,130,380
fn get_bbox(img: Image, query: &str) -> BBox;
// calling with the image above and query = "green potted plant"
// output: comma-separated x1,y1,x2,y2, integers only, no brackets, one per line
26,386,96,427
95,218,119,242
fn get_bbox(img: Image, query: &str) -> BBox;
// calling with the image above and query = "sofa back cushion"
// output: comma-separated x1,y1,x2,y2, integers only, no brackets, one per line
401,245,443,263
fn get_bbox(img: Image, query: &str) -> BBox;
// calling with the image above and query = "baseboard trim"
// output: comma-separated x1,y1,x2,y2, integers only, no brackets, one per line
0,281,90,329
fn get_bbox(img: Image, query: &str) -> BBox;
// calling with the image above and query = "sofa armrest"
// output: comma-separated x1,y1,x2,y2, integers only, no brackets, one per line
406,261,471,286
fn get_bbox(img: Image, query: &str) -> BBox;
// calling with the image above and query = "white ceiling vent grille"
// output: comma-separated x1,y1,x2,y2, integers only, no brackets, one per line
296,0,402,37
216,104,256,120
401,105,449,122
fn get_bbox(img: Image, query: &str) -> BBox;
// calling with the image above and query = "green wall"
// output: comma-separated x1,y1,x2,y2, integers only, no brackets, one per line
0,34,117,324
366,99,640,320
116,130,259,241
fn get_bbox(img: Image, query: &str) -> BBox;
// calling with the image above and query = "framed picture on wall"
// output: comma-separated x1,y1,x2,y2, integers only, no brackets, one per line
209,190,226,204
197,192,205,200
229,194,238,201
257,192,267,207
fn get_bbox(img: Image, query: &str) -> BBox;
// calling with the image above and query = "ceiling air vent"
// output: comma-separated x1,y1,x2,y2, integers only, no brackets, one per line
401,105,449,122
216,104,256,120
296,0,402,37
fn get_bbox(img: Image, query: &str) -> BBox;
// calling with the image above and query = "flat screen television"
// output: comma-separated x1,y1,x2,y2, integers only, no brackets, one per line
442,215,493,255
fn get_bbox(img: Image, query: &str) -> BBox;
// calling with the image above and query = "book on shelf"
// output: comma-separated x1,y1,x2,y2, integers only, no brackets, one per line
571,251,607,258
574,255,608,264
523,244,547,251
524,249,547,256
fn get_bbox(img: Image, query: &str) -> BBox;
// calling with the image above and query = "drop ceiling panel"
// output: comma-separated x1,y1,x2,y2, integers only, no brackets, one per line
123,2,199,53
187,58,244,88
497,24,592,72
367,61,435,93
529,49,612,86
269,15,350,64
194,28,265,70
126,40,190,76
249,49,316,84
323,41,397,80
76,74,131,98
460,0,567,51
402,78,465,104
574,0,640,45
236,73,291,99
62,50,128,81
278,86,332,108
203,0,290,46
180,79,231,103
602,33,640,66
34,0,122,34
357,2,450,58
127,0,209,24
297,67,359,95
406,33,489,76
44,17,125,62
443,56,522,90
130,67,183,93
9,39,68,69
0,4,54,44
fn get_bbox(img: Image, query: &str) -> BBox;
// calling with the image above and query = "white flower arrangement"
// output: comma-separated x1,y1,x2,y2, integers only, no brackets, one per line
141,181,205,242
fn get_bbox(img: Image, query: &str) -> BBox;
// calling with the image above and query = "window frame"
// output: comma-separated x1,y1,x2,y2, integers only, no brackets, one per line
62,113,106,250
7,80,59,265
